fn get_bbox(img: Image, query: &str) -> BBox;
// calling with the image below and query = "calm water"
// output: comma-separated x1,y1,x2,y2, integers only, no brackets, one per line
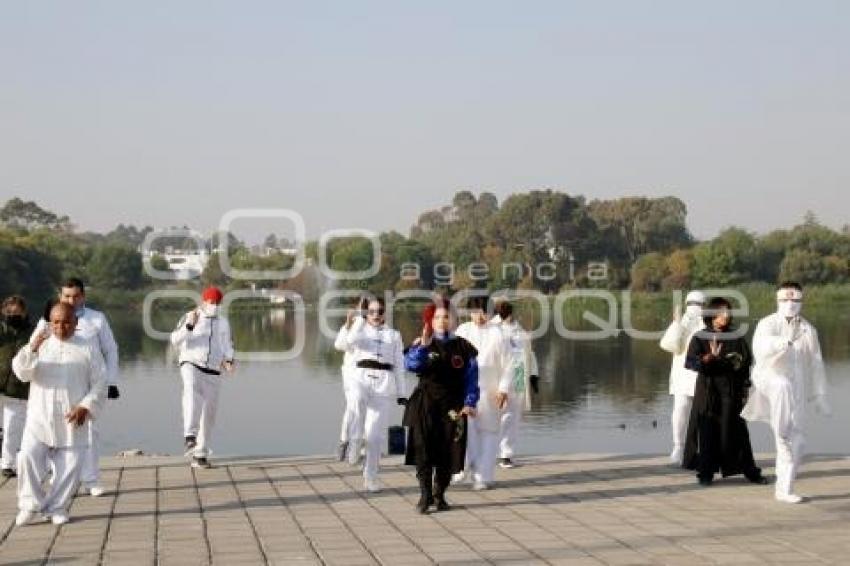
98,304,850,458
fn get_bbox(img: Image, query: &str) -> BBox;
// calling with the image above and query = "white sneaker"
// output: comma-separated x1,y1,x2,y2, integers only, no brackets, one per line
451,471,468,485
669,446,684,464
88,485,105,498
472,480,489,491
15,510,38,527
364,477,382,493
775,493,804,504
51,513,70,525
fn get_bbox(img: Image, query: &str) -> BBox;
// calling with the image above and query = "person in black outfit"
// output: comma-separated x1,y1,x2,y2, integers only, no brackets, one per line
403,299,480,513
683,297,768,487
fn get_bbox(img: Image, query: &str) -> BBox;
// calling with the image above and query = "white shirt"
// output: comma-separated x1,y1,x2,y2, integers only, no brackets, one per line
33,306,120,385
12,334,107,448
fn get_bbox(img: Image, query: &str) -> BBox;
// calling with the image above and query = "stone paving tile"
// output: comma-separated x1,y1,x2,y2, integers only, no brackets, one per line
2,453,850,564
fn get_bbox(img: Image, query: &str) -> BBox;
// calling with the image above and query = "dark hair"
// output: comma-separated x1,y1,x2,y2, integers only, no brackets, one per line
703,297,733,329
466,295,490,312
43,298,58,322
778,281,803,292
496,300,513,320
2,295,27,312
61,277,85,294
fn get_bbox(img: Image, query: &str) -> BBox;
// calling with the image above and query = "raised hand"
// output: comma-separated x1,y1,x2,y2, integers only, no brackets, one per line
709,336,723,358
420,323,433,347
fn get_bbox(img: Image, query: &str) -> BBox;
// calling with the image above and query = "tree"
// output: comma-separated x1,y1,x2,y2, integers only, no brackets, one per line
630,252,669,292
87,245,144,290
0,197,73,232
587,196,692,264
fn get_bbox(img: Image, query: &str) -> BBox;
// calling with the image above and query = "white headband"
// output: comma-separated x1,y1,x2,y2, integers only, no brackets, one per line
776,289,803,301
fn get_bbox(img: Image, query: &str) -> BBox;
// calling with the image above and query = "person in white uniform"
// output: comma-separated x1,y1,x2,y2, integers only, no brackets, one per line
170,286,235,469
742,281,831,503
32,278,119,497
335,297,406,493
13,302,106,526
491,300,539,469
334,297,367,464
659,290,706,464
455,296,512,490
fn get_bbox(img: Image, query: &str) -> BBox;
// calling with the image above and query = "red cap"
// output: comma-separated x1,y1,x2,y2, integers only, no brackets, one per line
202,286,224,304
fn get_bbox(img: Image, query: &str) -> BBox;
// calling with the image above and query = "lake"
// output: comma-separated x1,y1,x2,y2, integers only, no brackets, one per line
97,301,850,459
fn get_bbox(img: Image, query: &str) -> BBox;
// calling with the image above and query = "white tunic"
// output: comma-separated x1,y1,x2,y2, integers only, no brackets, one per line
659,314,705,396
33,307,119,385
492,316,539,411
335,318,405,398
742,313,828,436
12,335,107,448
456,321,513,432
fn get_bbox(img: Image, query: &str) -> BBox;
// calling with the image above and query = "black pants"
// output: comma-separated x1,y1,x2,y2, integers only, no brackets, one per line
416,464,451,497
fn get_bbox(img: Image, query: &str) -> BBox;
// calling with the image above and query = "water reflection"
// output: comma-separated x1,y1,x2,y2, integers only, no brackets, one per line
101,304,848,457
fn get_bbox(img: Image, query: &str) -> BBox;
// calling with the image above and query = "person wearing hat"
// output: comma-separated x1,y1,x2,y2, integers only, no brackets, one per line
170,286,235,469
660,290,706,464
31,278,120,497
742,281,830,503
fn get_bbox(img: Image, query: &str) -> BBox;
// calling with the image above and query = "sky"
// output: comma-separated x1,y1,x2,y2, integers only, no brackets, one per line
1,1,847,244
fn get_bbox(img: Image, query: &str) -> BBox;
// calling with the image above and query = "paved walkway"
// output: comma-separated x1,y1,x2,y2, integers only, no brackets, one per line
1,453,850,565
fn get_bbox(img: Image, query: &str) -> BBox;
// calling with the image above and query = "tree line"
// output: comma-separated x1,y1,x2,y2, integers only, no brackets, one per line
1,194,848,308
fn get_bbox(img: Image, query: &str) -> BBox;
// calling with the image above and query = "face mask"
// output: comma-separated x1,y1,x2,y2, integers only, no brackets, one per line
778,301,802,318
684,305,703,318
4,314,27,329
202,304,219,317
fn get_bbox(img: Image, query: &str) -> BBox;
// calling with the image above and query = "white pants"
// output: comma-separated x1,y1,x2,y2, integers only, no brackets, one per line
671,394,693,452
499,394,524,459
351,379,392,481
18,430,84,515
80,418,101,487
774,428,805,497
1,397,27,471
181,364,222,458
339,380,363,443
467,417,500,484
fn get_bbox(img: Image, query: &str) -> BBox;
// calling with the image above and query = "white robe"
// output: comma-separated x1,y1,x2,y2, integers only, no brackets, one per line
455,322,512,433
12,335,107,448
742,313,828,436
659,314,704,396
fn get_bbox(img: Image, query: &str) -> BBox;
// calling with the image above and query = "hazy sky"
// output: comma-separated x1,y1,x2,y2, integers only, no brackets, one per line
1,1,847,243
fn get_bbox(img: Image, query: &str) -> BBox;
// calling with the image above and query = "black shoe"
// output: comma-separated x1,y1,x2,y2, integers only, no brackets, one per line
184,436,197,451
698,477,712,487
434,495,450,511
337,441,349,462
1,468,16,478
747,474,769,485
416,494,433,514
498,458,515,469
191,457,211,469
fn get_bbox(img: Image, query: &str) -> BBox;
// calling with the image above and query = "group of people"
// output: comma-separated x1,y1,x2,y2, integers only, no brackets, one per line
661,282,830,503
0,279,119,526
0,277,832,526
331,295,539,511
